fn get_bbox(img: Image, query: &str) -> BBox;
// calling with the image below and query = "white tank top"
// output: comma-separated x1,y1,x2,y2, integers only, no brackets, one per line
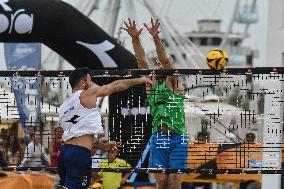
59,90,103,141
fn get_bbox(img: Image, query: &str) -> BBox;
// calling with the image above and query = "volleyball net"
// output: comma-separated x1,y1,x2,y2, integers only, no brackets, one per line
0,67,283,175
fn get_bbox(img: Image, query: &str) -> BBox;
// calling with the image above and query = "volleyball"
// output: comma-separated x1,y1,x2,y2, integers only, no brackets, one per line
206,49,228,70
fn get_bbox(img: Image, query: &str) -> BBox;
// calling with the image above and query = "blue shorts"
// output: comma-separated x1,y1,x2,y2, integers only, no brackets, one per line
57,144,92,189
149,131,188,170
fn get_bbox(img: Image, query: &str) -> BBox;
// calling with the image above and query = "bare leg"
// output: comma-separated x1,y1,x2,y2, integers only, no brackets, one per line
154,173,169,189
168,173,183,189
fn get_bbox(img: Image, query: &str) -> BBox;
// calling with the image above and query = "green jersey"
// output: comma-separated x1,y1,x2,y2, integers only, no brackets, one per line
148,81,186,134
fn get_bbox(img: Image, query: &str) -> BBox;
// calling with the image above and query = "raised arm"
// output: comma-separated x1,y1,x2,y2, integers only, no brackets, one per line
89,77,153,97
121,18,149,69
144,18,184,94
144,18,173,69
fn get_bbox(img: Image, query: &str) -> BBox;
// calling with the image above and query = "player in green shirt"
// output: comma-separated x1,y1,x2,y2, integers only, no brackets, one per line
122,18,188,189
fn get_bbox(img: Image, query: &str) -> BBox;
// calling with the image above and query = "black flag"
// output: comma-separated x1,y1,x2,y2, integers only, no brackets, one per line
0,0,136,68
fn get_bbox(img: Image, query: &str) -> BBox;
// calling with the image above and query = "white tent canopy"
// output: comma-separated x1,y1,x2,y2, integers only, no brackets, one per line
185,101,261,142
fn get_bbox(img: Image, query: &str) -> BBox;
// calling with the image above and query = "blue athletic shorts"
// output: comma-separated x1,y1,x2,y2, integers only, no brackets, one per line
57,144,92,189
149,131,188,170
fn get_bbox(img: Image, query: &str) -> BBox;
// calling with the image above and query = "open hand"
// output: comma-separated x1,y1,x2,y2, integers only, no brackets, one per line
121,178,128,185
143,17,161,38
140,76,153,85
106,141,122,151
121,18,143,39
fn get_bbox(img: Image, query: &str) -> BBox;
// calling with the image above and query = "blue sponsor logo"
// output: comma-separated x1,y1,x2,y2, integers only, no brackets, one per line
248,159,262,168
64,106,75,115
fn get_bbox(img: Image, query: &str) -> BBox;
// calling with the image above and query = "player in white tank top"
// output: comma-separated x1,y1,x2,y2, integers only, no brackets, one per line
57,67,152,189
59,90,103,142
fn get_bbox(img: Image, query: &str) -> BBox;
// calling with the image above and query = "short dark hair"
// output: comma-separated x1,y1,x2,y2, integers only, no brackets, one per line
69,67,91,88
246,132,256,140
197,132,207,138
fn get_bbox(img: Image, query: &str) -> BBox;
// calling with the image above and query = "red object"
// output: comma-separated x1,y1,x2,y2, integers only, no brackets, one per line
50,142,61,167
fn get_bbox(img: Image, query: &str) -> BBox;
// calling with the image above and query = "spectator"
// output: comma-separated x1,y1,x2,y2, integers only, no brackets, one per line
240,132,257,189
245,132,256,143
94,150,131,189
0,138,7,177
28,126,36,139
247,182,261,189
20,131,50,167
6,135,23,165
190,132,211,189
91,143,108,169
91,147,107,187
49,127,63,167
197,132,207,143
0,139,6,166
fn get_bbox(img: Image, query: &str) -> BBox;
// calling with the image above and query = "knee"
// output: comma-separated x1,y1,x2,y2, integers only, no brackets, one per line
154,173,168,183
169,173,183,180
168,174,183,188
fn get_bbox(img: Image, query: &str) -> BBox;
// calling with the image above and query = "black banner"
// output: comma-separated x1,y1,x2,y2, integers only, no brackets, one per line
0,0,136,69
